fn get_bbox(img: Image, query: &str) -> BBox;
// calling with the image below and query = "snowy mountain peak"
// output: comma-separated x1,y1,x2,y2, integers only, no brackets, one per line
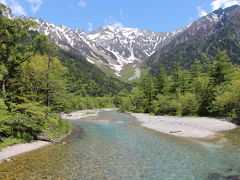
59,24,71,31
6,14,182,76
75,28,84,34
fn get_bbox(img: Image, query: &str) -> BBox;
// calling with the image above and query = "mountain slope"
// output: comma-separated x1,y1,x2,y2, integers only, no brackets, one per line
27,30,131,97
88,26,182,72
147,5,240,74
3,10,183,77
30,18,182,76
58,49,131,96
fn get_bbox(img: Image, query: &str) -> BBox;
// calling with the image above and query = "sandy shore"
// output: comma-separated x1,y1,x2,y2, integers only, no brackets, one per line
60,108,117,120
131,113,238,138
0,141,50,161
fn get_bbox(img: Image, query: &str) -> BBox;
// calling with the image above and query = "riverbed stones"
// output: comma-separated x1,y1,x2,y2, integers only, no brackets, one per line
208,173,240,180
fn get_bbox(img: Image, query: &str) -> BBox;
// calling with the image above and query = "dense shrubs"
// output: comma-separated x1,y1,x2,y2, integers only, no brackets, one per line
152,95,180,116
64,96,115,113
179,93,199,116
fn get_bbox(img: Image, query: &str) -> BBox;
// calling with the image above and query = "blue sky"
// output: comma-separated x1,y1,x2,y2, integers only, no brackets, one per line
1,0,240,32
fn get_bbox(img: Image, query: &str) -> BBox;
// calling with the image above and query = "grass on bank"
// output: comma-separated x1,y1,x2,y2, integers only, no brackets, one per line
120,67,136,81
0,113,72,150
85,111,96,115
0,137,25,150
38,116,72,140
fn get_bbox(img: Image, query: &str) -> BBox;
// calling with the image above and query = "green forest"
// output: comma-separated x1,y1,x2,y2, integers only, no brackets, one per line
118,52,240,124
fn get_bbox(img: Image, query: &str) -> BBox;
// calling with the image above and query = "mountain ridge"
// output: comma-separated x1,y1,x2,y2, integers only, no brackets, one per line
31,19,183,76
147,5,240,74
1,8,183,77
4,5,240,77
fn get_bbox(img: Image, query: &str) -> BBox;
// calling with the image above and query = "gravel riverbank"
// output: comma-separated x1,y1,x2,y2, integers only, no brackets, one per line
60,108,118,120
0,141,50,161
131,113,238,138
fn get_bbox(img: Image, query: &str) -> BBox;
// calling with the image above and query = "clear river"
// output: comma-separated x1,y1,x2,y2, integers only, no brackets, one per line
0,110,240,179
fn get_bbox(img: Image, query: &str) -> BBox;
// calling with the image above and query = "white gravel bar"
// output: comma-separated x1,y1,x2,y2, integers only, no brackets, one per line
0,141,50,161
131,113,238,138
60,108,117,120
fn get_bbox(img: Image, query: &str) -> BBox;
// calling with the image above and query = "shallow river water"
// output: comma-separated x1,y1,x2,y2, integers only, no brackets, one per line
0,110,240,180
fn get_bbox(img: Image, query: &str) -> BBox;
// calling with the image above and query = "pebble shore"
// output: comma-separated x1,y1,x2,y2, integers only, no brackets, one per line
131,113,238,138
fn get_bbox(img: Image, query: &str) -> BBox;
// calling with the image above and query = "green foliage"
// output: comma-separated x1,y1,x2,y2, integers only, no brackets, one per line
39,115,71,139
154,66,169,94
0,5,133,148
171,64,192,95
0,65,8,81
129,87,146,113
0,8,54,99
179,93,199,116
213,72,240,119
192,76,213,116
0,137,24,150
32,34,57,56
147,12,240,75
151,95,181,116
119,98,133,113
120,67,136,81
0,7,72,146
140,76,156,112
64,95,115,113
2,2,240,149
58,50,131,97
209,51,235,86
114,90,133,113
0,98,12,137
6,55,68,113
118,51,240,122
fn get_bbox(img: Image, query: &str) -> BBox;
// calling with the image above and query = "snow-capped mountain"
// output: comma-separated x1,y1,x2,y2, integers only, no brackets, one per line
30,18,183,76
33,18,112,66
2,9,183,76
3,5,240,77
88,26,182,71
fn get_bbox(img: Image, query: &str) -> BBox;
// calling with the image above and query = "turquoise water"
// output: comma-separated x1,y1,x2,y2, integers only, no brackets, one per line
0,110,240,179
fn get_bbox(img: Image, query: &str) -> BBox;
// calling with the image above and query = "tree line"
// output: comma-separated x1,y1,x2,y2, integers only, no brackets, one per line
117,51,240,123
0,4,74,148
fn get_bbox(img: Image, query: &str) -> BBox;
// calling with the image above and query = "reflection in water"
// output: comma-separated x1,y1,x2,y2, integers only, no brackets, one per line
0,110,240,180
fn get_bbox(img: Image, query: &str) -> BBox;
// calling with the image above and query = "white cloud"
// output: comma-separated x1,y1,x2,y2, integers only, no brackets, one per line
0,0,7,5
197,6,208,17
26,0,42,13
112,22,124,28
196,0,240,19
211,0,240,10
87,22,93,32
9,0,26,16
104,16,124,28
0,0,42,15
78,0,87,8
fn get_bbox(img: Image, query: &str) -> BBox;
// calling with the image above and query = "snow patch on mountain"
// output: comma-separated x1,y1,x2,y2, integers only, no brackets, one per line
20,16,183,76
